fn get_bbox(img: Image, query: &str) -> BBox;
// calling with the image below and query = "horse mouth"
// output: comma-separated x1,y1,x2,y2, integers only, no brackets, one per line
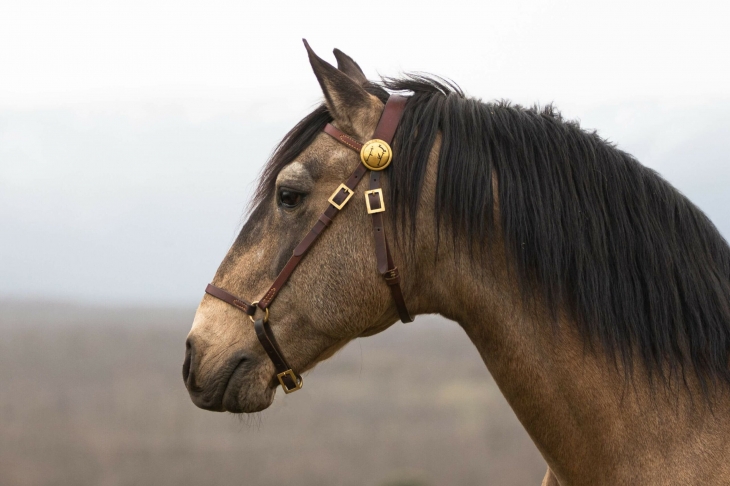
220,357,251,413
184,350,248,412
220,356,276,414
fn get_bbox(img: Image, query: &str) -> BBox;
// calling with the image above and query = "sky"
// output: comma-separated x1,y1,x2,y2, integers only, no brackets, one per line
1,0,729,305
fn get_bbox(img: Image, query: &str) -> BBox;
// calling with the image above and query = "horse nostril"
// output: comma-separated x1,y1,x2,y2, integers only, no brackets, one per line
183,338,194,384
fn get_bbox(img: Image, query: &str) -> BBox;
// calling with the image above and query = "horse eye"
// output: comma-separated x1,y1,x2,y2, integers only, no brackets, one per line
278,189,304,209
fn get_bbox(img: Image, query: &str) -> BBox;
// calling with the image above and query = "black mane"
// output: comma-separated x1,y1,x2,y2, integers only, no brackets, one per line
253,75,730,393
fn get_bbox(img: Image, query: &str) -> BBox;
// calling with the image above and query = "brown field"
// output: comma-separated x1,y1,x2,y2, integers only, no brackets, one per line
0,300,545,486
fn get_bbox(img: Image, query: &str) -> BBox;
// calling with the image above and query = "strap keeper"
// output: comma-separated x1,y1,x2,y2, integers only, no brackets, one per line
384,267,401,285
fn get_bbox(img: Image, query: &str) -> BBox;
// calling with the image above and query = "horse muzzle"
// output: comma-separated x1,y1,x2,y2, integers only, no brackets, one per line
183,335,273,413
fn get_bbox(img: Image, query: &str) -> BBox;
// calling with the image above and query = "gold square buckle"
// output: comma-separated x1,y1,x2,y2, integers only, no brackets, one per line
277,369,303,394
327,184,354,210
364,188,385,214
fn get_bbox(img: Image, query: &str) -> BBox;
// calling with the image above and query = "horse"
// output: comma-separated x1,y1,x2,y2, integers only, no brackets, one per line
183,41,730,485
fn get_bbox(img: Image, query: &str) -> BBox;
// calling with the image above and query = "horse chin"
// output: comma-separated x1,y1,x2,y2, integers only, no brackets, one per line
223,389,275,414
221,365,276,414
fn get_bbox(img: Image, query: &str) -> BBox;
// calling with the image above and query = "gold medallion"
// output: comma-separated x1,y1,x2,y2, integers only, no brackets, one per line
360,139,393,170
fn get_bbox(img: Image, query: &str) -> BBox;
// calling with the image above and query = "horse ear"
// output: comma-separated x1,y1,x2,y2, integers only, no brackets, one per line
303,39,380,136
333,48,368,85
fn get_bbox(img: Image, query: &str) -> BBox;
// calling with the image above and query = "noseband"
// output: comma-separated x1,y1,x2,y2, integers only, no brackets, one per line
204,95,412,394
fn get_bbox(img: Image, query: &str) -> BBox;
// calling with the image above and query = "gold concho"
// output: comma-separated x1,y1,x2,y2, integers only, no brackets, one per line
360,139,392,171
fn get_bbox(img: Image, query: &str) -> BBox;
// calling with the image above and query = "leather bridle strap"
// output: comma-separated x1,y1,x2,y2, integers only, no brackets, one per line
366,171,412,323
257,162,368,309
323,124,363,152
326,97,412,322
209,161,368,393
253,318,298,391
363,95,412,322
258,95,409,313
205,284,256,316
205,94,411,394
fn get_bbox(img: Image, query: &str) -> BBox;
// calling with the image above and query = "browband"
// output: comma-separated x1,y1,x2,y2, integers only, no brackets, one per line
205,94,412,394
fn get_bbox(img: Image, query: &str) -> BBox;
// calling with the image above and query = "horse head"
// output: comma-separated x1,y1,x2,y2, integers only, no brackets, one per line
183,42,434,413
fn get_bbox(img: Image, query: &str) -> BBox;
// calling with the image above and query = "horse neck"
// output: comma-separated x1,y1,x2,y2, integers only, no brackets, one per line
401,143,730,483
411,224,730,484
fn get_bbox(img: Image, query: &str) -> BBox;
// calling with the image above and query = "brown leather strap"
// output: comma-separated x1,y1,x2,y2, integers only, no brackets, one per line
205,283,256,316
324,124,363,152
365,95,412,323
204,94,413,396
372,95,407,141
325,95,412,322
367,170,412,323
253,319,300,390
258,161,368,309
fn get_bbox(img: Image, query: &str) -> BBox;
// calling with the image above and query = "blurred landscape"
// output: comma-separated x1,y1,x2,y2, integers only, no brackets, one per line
0,301,546,486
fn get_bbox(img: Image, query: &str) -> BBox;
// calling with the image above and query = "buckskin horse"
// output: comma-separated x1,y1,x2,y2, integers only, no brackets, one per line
183,41,730,485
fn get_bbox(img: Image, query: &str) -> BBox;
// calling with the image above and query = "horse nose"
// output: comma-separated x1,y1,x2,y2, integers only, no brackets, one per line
183,335,221,409
183,334,249,412
183,337,196,389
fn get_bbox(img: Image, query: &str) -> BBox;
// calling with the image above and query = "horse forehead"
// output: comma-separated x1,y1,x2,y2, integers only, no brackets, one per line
284,140,358,181
276,161,313,186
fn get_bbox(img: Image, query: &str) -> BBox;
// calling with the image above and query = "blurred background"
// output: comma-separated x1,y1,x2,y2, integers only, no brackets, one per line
1,0,728,485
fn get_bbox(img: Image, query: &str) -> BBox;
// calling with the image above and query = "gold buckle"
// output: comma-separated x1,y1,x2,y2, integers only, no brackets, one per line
277,369,303,394
327,184,354,210
364,189,385,214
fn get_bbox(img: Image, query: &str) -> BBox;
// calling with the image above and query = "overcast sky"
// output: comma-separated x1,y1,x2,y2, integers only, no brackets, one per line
1,0,729,305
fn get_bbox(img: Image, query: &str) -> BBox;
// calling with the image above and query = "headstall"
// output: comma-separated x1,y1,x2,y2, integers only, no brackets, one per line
204,95,412,394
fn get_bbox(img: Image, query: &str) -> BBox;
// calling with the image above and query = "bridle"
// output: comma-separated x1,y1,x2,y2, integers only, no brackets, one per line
204,95,413,394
